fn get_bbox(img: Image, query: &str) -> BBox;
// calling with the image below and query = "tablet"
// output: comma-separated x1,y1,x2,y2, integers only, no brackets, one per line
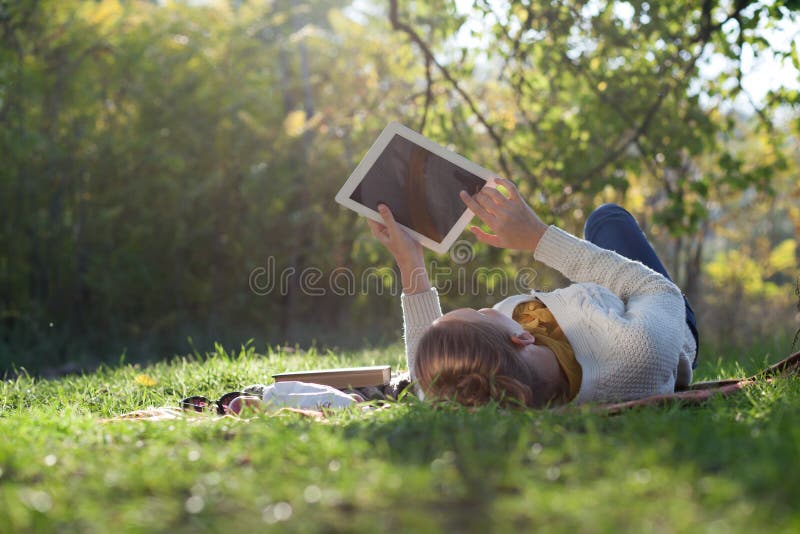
334,122,495,254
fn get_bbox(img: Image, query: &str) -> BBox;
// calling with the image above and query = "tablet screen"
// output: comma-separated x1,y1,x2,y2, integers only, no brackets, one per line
349,134,487,243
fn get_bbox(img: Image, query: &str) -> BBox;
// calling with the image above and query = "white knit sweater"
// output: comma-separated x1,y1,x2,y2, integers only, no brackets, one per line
401,225,696,404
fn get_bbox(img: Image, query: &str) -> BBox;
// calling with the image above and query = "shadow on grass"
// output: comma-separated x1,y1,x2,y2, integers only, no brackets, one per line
334,375,800,529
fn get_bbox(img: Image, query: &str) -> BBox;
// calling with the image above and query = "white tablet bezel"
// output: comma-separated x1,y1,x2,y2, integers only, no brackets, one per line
334,122,496,254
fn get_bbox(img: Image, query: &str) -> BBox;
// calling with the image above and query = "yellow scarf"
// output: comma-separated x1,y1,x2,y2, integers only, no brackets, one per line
512,299,582,401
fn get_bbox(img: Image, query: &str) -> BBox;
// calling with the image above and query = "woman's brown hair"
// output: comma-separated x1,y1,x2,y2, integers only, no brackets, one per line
413,319,537,408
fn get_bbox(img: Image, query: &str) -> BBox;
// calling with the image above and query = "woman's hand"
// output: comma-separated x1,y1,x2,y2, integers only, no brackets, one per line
459,177,548,251
367,204,423,269
367,204,430,294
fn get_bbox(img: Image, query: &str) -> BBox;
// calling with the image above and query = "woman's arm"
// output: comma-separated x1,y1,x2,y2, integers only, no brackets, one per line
367,204,442,379
532,226,681,302
460,178,680,302
397,251,442,379
401,286,442,380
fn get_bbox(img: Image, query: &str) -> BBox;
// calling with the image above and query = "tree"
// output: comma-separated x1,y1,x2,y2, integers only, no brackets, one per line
386,0,799,303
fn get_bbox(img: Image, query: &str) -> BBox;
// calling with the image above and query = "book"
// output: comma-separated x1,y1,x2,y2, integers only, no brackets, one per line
272,365,391,389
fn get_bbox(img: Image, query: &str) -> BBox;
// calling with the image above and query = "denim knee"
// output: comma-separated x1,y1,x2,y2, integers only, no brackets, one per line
584,203,632,239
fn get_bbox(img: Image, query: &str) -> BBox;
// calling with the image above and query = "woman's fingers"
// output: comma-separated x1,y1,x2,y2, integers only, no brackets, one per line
367,219,390,244
469,225,503,247
377,203,393,220
460,190,495,222
376,204,400,242
481,186,509,204
495,177,522,200
367,219,386,235
377,204,400,234
474,191,498,213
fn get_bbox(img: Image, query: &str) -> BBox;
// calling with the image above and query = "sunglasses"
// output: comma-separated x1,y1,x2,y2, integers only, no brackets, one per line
180,391,243,415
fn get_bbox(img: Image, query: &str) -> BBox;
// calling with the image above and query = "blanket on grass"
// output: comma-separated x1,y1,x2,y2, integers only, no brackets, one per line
103,352,800,421
596,350,800,415
101,406,331,423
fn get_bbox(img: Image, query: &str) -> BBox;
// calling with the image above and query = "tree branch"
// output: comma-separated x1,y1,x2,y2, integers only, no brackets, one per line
419,51,433,132
388,0,516,180
558,0,728,191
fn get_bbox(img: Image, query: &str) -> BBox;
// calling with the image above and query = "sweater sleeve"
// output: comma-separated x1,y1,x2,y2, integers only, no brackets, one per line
533,226,687,400
533,225,682,304
400,287,443,380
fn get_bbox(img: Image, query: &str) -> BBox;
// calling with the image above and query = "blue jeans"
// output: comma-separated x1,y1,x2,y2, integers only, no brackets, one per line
583,203,699,367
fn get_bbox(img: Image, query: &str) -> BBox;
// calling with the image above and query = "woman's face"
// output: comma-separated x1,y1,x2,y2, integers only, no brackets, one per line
435,307,526,337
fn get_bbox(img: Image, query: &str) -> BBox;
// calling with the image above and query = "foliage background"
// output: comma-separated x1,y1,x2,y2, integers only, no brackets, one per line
1,0,798,372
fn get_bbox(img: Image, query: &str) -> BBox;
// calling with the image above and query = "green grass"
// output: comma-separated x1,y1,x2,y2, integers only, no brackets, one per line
1,342,799,533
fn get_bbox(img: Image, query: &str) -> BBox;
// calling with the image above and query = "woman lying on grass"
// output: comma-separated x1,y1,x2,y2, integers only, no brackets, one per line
367,178,699,408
